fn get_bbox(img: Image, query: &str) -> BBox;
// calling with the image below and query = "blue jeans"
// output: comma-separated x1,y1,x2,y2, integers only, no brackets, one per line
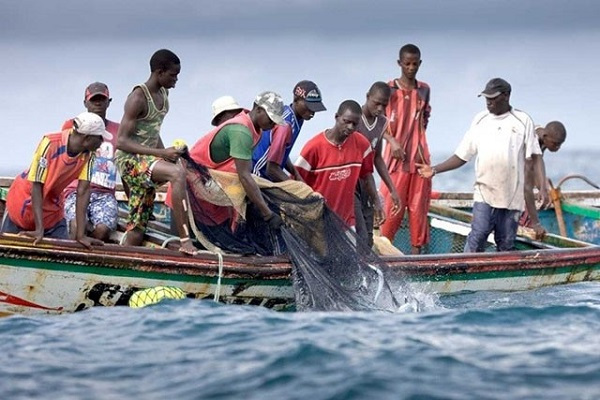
465,202,520,252
1,213,69,240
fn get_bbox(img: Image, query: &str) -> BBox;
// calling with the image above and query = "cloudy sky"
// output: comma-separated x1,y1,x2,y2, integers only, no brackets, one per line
1,0,599,177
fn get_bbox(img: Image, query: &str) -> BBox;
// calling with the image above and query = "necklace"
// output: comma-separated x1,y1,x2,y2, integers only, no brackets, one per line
361,114,377,131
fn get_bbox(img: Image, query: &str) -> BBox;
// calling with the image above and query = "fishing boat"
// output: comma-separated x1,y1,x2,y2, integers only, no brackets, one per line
1,178,599,316
431,174,600,245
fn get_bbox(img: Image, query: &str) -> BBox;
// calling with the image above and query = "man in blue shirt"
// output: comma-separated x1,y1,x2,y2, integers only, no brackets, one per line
252,80,326,182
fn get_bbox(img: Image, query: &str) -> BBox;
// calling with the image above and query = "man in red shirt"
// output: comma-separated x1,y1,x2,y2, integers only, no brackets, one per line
295,100,374,229
2,112,110,248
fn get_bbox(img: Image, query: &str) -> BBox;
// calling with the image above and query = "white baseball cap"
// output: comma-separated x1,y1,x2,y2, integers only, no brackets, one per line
73,112,113,140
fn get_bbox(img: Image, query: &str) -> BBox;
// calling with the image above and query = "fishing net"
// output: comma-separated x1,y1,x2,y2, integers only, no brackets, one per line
180,152,411,312
181,153,282,255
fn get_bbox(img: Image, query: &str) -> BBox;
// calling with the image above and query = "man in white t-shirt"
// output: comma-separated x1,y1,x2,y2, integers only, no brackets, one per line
417,78,548,252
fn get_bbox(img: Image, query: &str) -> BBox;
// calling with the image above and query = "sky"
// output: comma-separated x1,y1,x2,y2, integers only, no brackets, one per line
1,0,599,177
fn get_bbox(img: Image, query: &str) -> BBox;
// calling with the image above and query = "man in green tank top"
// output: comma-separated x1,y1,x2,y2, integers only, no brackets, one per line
115,49,199,255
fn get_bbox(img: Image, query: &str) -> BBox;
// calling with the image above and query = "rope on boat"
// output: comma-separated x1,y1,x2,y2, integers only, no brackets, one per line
161,236,179,248
184,190,223,254
183,192,225,303
181,178,224,303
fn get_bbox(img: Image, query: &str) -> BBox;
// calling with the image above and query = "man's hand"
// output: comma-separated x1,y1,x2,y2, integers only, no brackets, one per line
373,201,386,228
162,147,185,163
531,223,547,241
390,190,402,216
77,235,105,250
20,229,44,245
415,163,435,179
264,212,284,230
387,136,405,160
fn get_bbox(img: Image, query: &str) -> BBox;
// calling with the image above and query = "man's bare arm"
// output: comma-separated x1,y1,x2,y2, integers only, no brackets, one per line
416,155,466,179
374,138,400,214
266,161,291,182
20,181,45,245
234,158,274,219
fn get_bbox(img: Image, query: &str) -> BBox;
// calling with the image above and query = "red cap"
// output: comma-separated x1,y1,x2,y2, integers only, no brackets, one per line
85,82,110,101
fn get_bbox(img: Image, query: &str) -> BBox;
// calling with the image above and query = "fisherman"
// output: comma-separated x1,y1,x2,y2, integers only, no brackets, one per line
522,121,567,238
355,82,401,249
173,91,288,255
379,44,433,254
115,49,200,255
295,100,375,232
62,82,120,243
417,78,548,252
252,80,326,182
2,112,109,248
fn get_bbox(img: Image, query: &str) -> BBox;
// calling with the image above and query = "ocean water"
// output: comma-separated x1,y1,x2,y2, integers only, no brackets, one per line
1,149,599,400
1,283,599,399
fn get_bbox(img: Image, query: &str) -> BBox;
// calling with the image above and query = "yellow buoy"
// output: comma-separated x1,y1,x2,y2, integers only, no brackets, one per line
129,286,186,308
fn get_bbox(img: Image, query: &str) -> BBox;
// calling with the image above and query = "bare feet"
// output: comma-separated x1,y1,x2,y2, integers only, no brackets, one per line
179,238,201,256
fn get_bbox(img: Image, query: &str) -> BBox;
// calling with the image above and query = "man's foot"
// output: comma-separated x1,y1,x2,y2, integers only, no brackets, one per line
179,238,201,256
411,245,422,255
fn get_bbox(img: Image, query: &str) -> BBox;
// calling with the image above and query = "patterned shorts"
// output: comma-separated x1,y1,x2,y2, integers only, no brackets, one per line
64,191,118,231
117,155,161,231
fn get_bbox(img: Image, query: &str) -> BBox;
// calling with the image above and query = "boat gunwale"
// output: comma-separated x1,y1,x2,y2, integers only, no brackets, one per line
2,233,599,279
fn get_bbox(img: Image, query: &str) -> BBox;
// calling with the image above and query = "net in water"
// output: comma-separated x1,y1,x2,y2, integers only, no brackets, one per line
181,153,410,312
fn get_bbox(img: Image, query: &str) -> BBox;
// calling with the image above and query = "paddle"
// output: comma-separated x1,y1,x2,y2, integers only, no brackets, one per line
548,179,567,237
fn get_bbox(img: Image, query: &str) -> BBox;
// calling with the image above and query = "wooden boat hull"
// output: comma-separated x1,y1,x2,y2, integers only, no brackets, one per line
1,231,599,316
432,190,600,245
538,201,600,245
2,183,600,316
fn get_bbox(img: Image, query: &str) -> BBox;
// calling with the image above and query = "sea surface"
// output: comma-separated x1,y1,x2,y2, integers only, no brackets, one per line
1,284,600,400
1,149,599,400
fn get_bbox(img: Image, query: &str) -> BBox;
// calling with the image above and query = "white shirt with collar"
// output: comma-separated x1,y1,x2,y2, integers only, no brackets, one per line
454,108,542,211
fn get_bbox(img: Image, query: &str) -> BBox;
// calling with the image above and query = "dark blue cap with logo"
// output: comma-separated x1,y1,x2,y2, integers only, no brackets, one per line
293,80,326,112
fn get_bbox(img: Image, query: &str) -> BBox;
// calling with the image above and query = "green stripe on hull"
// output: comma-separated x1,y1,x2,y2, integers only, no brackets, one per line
0,257,291,287
562,202,600,219
407,263,600,282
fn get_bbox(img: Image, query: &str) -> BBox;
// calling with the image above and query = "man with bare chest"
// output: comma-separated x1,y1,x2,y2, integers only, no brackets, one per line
115,49,199,255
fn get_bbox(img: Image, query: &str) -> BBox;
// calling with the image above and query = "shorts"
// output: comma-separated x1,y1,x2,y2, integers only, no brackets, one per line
117,154,161,231
64,191,118,232
1,212,68,239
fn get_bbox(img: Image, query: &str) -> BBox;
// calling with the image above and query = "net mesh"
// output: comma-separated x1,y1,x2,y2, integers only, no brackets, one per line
180,152,413,312
393,214,498,254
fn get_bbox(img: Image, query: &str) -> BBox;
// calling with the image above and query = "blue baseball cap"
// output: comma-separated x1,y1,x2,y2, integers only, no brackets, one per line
294,80,326,112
